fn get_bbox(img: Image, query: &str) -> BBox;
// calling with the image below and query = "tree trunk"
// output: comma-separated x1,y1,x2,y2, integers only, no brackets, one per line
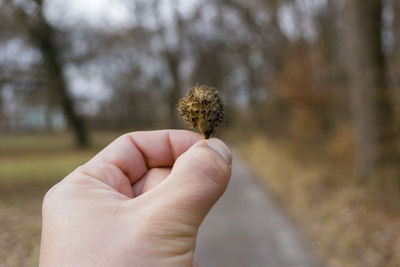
165,51,181,128
393,0,400,117
343,0,396,178
0,87,3,130
26,8,89,147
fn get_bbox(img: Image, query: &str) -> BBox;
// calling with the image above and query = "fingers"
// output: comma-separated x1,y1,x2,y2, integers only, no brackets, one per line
76,160,135,198
133,168,171,196
128,130,202,168
86,130,202,186
158,138,232,222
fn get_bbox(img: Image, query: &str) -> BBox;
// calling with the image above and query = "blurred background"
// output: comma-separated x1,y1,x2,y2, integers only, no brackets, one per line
1,0,400,266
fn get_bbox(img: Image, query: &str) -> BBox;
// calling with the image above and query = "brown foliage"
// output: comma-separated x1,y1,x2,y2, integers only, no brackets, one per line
266,43,334,142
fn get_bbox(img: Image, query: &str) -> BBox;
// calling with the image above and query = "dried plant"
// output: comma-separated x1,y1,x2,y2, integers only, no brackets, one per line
178,85,224,139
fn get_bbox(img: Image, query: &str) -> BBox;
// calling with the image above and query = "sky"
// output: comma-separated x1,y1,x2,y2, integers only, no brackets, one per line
45,0,200,29
45,0,131,28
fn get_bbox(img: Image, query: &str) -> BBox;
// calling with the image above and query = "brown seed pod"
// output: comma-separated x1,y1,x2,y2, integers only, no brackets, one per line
178,85,224,139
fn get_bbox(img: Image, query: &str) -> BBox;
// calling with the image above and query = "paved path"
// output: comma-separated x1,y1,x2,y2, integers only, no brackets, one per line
195,153,320,267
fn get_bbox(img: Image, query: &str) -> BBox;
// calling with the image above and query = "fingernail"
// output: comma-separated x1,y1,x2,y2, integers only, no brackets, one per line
206,138,232,164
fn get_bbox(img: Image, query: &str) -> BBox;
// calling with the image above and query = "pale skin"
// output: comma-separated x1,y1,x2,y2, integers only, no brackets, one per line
40,130,232,267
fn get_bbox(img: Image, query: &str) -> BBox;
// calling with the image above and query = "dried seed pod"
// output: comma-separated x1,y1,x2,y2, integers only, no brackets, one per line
178,85,224,139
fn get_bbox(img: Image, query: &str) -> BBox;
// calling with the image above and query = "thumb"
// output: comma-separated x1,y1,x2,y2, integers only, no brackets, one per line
161,138,232,222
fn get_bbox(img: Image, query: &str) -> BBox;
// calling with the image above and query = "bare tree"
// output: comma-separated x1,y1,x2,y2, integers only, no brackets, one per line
13,0,89,147
343,0,397,178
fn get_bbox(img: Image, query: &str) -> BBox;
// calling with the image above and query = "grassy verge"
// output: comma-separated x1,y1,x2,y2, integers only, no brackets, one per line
0,132,122,267
236,135,400,267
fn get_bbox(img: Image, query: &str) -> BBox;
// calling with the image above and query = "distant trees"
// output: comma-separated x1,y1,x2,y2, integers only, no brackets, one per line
0,0,399,179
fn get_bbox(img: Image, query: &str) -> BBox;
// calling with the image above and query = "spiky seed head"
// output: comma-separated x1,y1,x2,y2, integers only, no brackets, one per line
178,85,224,139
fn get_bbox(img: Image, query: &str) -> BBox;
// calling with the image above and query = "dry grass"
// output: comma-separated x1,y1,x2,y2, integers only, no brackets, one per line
0,132,122,267
236,135,400,267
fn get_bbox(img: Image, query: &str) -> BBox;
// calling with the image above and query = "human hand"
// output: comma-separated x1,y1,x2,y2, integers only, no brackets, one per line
39,130,232,267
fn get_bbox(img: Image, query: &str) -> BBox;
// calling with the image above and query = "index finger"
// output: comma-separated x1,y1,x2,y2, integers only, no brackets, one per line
88,130,202,184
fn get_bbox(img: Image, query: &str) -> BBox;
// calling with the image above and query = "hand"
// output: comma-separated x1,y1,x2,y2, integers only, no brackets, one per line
39,130,232,267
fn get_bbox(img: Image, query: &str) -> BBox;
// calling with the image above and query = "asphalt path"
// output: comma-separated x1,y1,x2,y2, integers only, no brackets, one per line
195,152,321,267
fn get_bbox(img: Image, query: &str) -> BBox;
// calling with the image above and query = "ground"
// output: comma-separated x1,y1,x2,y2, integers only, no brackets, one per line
236,135,400,267
3,132,399,266
0,132,319,267
196,152,319,267
0,132,121,266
